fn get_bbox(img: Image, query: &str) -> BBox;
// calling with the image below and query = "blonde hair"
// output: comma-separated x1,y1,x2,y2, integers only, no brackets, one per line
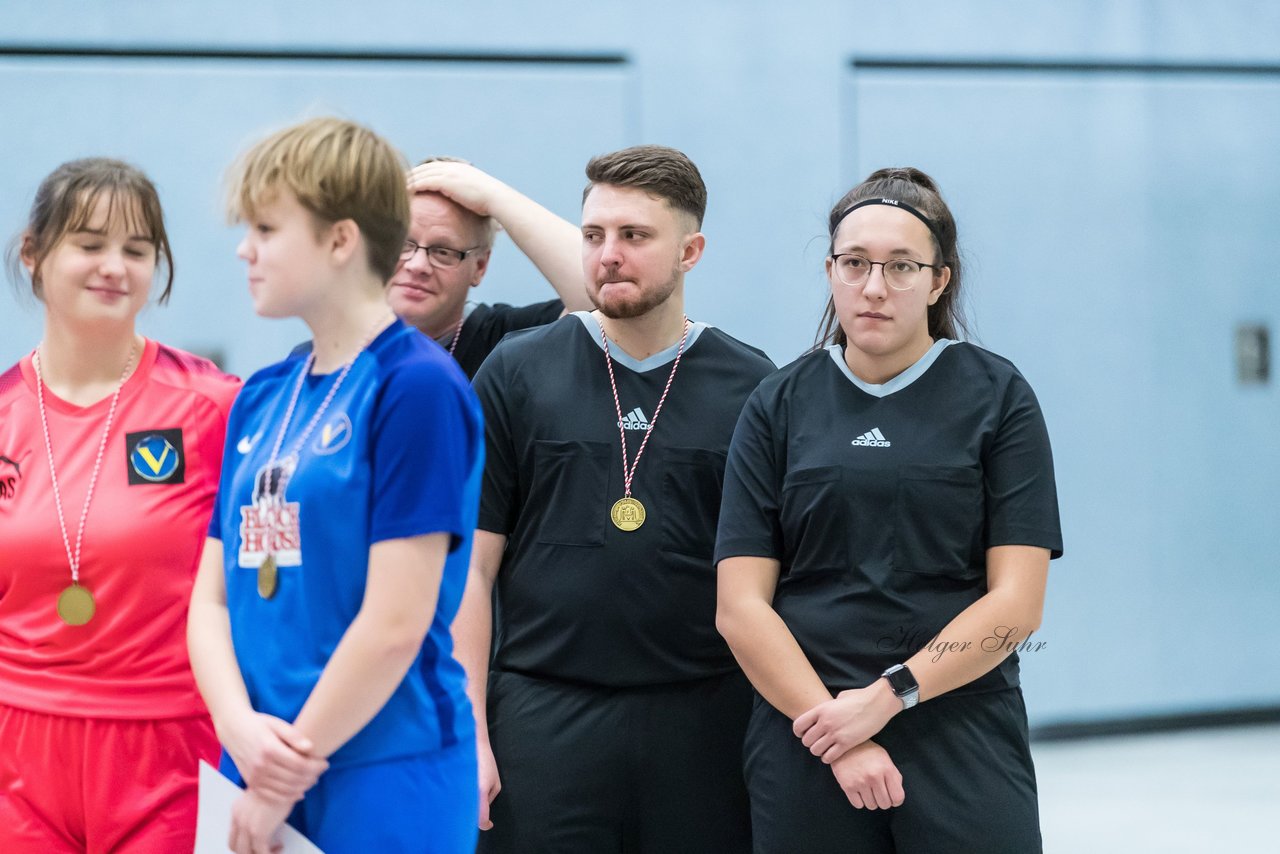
416,155,499,249
228,117,409,282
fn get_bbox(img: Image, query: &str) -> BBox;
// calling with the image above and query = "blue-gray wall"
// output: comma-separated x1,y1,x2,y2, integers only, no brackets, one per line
4,1,1278,727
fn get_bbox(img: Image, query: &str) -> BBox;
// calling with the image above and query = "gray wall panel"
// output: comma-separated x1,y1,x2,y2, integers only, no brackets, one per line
4,2,1279,727
1,57,632,375
850,67,1280,722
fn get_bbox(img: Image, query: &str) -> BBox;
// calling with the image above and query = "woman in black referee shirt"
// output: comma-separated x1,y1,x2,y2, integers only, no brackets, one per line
715,167,1061,854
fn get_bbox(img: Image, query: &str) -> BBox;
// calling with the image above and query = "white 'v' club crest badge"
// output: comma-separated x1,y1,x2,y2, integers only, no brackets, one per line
313,413,352,455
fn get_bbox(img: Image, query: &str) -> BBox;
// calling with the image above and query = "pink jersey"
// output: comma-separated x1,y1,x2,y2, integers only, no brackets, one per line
0,338,240,718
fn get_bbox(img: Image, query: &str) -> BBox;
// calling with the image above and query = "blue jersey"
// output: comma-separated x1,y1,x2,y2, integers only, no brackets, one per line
210,319,482,768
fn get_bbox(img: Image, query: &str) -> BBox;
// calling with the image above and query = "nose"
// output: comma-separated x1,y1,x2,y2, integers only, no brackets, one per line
862,263,889,300
402,245,433,275
599,234,625,269
236,233,253,262
98,246,126,278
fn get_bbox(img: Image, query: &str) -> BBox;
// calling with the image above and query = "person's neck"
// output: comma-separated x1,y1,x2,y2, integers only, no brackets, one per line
421,303,467,341
595,298,687,361
843,333,935,385
304,280,395,373
38,319,142,406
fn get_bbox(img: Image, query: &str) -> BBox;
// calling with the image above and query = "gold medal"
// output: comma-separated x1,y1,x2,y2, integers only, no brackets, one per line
599,316,689,537
242,312,390,599
610,497,646,531
257,554,279,599
57,583,95,626
35,344,136,633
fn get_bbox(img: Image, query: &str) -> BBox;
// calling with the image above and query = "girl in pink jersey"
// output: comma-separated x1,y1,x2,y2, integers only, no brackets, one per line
0,158,242,852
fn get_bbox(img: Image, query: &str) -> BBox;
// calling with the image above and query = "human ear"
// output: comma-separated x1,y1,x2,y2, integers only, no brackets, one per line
18,233,37,276
470,249,491,287
327,219,361,266
927,265,952,306
18,233,45,296
679,232,706,272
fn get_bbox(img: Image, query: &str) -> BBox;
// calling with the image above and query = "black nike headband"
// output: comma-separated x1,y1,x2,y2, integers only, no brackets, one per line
832,197,944,247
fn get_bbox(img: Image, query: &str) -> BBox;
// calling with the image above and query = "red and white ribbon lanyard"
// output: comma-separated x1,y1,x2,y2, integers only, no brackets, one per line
599,315,690,531
33,340,137,625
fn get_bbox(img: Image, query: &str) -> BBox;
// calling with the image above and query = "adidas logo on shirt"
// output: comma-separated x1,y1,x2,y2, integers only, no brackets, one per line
618,407,652,431
851,428,891,448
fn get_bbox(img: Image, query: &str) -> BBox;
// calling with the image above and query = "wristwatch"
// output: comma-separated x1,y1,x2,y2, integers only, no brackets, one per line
881,664,919,710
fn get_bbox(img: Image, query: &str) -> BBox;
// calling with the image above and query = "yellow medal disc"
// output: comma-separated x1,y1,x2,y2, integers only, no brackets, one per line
610,497,646,532
257,554,279,599
57,583,95,626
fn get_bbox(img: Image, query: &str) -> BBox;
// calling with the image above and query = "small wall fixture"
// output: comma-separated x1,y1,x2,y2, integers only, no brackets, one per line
1235,324,1270,385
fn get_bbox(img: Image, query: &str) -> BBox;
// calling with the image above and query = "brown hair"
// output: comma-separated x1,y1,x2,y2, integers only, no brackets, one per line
815,167,968,348
227,117,410,282
8,158,174,303
583,144,707,229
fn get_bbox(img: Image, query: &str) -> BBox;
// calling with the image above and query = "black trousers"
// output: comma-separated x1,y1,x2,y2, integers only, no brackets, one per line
745,688,1041,854
477,668,753,854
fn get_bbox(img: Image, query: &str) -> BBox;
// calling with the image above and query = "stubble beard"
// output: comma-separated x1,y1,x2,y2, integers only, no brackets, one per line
590,264,681,320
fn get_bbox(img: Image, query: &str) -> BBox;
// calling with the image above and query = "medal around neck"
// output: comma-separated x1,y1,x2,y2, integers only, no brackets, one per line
610,497,646,531
257,554,279,599
600,316,690,535
239,313,390,599
33,342,137,629
57,583,96,626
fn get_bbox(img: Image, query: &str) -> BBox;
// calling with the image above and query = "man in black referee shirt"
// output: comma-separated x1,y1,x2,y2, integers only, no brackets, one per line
389,157,594,378
456,145,774,852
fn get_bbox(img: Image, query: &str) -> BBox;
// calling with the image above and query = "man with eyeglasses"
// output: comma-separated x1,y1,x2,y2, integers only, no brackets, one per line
389,157,592,379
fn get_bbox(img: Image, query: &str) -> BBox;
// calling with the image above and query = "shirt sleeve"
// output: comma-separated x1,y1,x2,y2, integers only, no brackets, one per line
200,374,242,540
472,344,521,535
204,374,242,477
457,300,564,379
368,361,482,549
491,299,564,334
471,300,564,353
983,371,1064,558
714,385,785,564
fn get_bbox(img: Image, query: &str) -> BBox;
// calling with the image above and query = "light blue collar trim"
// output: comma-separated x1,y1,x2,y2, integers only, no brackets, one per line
826,339,955,397
574,311,709,372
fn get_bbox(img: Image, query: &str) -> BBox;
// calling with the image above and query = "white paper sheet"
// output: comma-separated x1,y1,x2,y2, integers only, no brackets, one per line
194,760,325,854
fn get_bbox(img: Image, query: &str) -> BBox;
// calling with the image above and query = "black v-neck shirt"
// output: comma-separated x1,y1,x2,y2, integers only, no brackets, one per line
474,313,775,687
715,341,1063,696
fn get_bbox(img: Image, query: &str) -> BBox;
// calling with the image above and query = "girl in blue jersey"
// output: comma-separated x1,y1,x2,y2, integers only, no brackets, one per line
716,168,1062,853
188,117,483,854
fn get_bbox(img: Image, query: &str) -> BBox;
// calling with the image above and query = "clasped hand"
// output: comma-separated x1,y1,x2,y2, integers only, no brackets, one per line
219,711,328,854
793,684,905,811
830,741,905,811
229,788,295,854
793,683,899,764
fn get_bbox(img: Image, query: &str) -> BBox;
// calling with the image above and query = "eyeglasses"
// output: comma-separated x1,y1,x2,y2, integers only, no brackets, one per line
400,239,483,269
829,254,945,291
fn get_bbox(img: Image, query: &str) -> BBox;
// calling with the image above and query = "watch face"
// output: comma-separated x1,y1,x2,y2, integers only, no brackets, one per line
885,665,919,695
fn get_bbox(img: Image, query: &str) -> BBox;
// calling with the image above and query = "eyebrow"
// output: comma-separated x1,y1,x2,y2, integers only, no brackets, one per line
71,227,152,241
581,222,653,231
838,244,921,257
